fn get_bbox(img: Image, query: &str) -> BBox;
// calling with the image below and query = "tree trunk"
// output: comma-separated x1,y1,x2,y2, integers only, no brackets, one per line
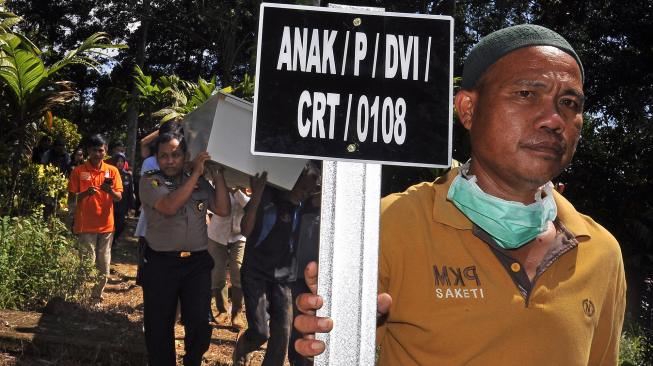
5,117,38,216
126,0,150,165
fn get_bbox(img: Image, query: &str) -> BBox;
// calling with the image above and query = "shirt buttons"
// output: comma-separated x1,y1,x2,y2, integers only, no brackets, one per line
510,262,521,272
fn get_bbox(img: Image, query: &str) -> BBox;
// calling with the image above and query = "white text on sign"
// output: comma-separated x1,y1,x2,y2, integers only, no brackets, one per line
278,26,429,145
276,26,432,81
297,92,407,146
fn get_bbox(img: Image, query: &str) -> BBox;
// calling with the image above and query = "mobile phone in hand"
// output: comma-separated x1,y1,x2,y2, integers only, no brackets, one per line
104,177,114,186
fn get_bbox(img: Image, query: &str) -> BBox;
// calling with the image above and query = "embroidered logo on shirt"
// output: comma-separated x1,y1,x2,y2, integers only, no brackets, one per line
582,299,595,317
433,264,485,299
80,172,91,180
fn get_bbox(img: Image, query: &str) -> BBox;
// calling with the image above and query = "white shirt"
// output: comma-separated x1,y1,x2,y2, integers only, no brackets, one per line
135,156,160,237
207,190,250,245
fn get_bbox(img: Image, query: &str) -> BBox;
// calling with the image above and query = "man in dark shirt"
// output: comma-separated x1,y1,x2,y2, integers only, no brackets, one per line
41,137,71,176
107,152,134,249
233,163,320,366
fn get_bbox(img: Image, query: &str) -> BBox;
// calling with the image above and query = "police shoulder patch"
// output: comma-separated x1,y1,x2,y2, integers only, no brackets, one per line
144,169,161,176
150,178,161,188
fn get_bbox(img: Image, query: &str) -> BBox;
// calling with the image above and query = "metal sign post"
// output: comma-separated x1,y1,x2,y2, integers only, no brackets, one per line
315,160,381,365
314,6,381,365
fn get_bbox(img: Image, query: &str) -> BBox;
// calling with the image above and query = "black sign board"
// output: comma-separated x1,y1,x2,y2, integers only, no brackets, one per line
252,3,453,168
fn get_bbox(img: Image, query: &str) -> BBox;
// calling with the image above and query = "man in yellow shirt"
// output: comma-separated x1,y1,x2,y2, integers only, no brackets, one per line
294,24,626,365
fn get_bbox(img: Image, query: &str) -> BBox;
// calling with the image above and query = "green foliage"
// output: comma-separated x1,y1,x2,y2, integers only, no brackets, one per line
0,214,95,310
0,163,69,217
43,115,82,151
0,26,122,126
619,318,652,366
148,69,222,123
0,0,124,156
48,32,127,76
229,73,255,102
0,32,48,110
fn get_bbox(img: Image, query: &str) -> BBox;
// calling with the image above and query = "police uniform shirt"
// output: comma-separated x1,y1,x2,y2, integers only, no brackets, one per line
139,171,216,252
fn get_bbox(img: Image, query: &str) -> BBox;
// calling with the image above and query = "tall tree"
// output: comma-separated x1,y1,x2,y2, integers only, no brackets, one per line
125,0,150,164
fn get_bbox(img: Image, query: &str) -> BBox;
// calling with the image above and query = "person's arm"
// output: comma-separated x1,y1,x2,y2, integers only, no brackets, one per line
70,183,99,202
67,167,96,206
235,188,251,207
240,171,267,238
100,169,122,202
140,130,158,158
153,152,210,215
211,167,231,217
127,176,136,209
588,255,626,365
67,168,93,229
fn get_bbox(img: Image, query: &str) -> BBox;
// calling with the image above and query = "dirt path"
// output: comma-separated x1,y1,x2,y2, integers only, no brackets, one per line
0,217,277,365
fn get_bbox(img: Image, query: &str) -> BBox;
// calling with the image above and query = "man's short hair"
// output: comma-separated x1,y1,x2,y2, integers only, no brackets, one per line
87,134,107,148
302,161,322,181
461,24,584,90
153,132,187,156
158,121,183,135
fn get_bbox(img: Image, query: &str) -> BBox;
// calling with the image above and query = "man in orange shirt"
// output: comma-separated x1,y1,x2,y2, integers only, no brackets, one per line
68,134,123,301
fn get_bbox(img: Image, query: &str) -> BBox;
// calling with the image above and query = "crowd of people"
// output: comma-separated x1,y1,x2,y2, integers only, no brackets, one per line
36,119,320,365
32,23,627,366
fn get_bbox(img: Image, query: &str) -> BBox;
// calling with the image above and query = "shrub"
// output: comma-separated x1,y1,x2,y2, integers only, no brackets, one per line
0,214,95,310
0,163,69,217
619,318,652,366
45,116,83,151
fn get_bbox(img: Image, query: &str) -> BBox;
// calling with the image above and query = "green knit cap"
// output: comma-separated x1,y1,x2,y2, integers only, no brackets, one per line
461,24,584,90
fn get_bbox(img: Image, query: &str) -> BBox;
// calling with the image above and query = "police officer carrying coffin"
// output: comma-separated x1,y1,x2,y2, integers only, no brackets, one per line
139,132,230,366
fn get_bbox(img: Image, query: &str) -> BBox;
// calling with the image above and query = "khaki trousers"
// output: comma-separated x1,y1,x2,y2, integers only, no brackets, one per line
207,238,245,289
77,232,113,298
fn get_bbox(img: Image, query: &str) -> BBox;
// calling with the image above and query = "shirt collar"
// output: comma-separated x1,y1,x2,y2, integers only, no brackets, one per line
85,159,106,172
552,189,591,239
432,167,592,239
432,168,473,230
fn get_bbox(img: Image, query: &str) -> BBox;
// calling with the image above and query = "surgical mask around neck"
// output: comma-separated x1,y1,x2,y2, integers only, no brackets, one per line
446,163,558,250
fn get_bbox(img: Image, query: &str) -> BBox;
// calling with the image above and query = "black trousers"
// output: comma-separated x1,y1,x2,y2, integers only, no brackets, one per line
141,248,214,366
238,272,293,366
112,207,128,245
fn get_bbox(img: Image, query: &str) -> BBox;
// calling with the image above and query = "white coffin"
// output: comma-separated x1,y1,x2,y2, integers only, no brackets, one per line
183,92,307,190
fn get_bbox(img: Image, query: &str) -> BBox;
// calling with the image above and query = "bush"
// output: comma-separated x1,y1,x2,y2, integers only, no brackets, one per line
0,214,95,310
44,116,82,151
0,163,69,217
619,318,652,366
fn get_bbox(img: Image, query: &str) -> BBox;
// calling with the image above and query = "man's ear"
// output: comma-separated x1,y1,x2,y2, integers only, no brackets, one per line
454,90,476,131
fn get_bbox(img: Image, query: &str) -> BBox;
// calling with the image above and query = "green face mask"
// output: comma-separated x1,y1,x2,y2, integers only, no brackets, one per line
446,169,557,250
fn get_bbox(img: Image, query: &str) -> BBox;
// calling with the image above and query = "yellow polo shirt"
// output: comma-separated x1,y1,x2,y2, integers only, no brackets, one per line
377,169,626,366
